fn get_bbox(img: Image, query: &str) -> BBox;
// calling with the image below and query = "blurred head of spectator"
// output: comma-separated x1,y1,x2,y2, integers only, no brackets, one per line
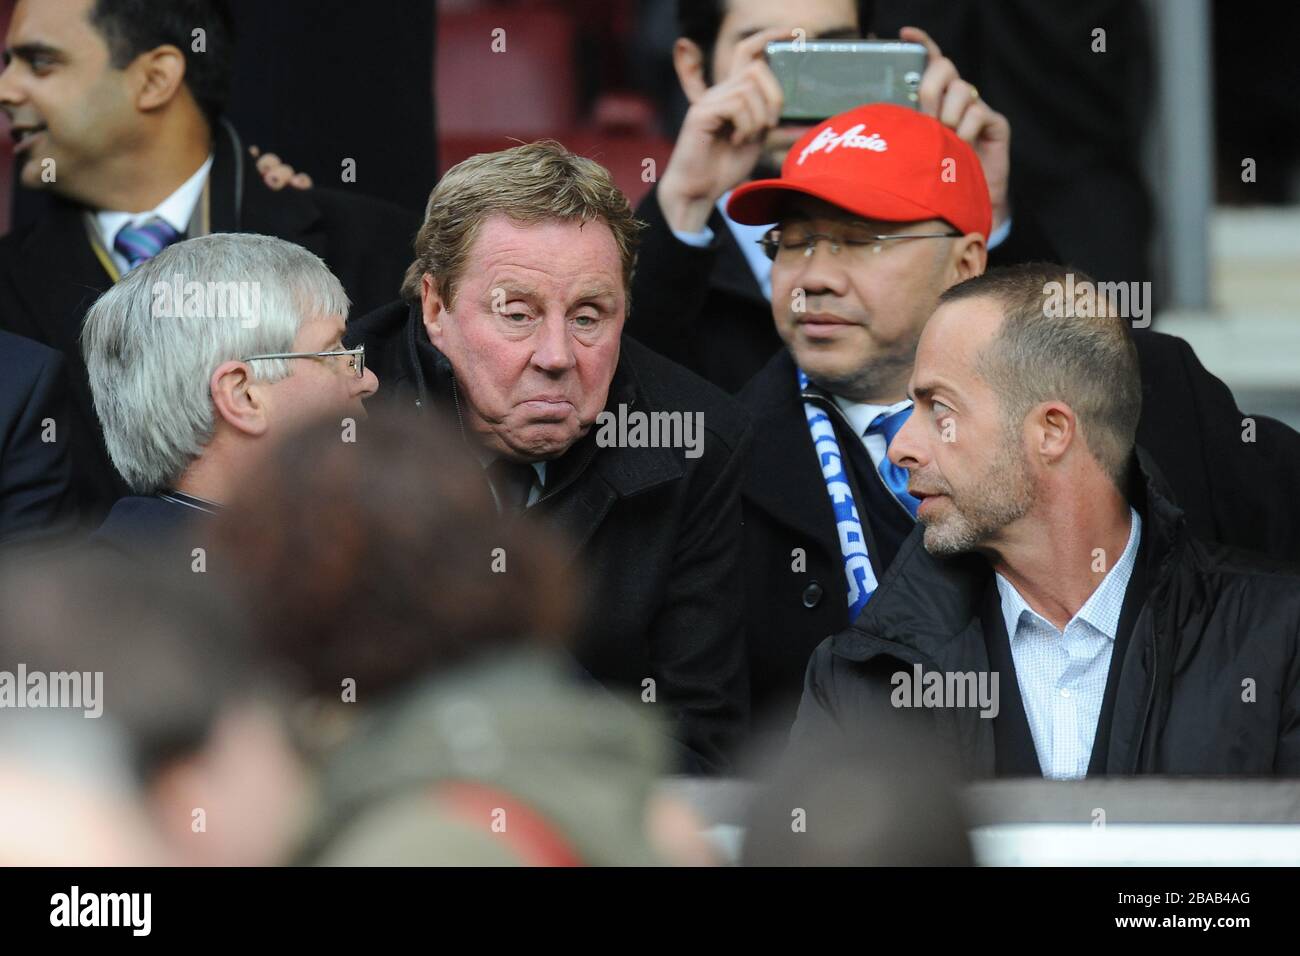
212,408,576,705
402,140,643,465
674,0,869,175
211,410,689,865
0,0,234,207
741,705,972,866
82,232,377,500
0,546,307,866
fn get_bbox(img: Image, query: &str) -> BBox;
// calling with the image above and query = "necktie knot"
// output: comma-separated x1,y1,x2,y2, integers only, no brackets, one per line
866,405,920,518
867,405,911,444
113,217,182,272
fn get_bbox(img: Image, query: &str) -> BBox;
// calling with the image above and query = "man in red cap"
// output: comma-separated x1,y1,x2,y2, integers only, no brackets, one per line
733,103,1300,737
625,15,1037,395
733,103,993,733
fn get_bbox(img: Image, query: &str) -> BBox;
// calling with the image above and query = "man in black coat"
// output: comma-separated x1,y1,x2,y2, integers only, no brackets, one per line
794,269,1300,776
729,105,1300,733
346,142,751,775
0,330,76,543
627,3,1049,394
0,0,416,521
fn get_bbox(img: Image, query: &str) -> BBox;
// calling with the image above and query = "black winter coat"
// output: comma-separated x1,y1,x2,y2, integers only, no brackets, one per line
739,331,1300,731
792,452,1300,777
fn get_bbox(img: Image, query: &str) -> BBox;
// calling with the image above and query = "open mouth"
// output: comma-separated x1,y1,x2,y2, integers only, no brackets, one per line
11,124,47,152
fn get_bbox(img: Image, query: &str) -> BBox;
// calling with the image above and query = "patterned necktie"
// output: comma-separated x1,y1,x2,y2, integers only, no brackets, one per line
113,217,182,272
866,406,921,517
486,458,536,515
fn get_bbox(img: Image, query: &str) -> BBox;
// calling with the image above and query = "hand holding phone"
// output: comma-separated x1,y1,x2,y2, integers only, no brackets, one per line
657,27,789,233
765,39,928,121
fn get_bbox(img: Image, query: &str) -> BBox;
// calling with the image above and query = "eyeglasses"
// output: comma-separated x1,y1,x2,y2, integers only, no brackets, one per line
241,344,366,378
758,226,962,262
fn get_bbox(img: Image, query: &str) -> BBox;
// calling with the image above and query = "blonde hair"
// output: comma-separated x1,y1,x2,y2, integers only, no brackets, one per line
401,140,644,306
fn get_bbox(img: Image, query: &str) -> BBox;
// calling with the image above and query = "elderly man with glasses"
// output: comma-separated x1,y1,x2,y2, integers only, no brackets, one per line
82,232,377,561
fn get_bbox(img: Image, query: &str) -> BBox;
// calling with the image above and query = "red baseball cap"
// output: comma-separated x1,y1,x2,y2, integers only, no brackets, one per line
727,103,991,239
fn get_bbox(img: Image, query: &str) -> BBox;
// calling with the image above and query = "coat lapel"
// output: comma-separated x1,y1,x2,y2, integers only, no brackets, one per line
741,350,842,546
6,200,112,354
827,529,998,777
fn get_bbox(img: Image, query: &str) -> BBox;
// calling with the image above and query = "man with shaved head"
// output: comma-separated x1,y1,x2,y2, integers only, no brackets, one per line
794,264,1300,777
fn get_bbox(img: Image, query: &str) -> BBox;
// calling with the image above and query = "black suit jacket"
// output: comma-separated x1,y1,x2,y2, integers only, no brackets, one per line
346,302,754,774
626,182,1058,395
0,120,419,522
740,329,1300,731
0,330,76,544
88,495,212,567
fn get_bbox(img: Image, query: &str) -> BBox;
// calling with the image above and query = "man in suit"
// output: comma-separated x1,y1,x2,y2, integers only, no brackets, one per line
795,265,1300,777
347,141,752,774
82,233,378,563
627,0,1048,394
730,104,1300,733
0,0,416,521
0,330,76,542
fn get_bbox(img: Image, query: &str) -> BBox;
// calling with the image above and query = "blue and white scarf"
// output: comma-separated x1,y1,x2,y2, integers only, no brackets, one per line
798,368,880,620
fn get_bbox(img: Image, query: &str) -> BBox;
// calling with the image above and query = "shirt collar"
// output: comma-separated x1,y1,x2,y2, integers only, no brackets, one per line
157,489,222,515
996,507,1143,641
717,191,774,300
95,154,213,248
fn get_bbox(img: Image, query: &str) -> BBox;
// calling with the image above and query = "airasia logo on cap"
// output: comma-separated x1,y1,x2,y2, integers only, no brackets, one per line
796,123,888,166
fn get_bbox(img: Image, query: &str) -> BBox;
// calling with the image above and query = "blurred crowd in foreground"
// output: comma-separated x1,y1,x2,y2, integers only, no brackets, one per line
0,409,970,866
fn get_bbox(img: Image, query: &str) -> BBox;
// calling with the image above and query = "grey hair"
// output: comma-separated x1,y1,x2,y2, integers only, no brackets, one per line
82,233,350,494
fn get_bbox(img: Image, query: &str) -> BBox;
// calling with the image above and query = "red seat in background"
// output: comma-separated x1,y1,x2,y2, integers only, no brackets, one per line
435,4,671,203
437,5,578,136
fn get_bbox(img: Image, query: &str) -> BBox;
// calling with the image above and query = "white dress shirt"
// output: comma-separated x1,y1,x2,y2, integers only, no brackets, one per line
94,155,213,274
995,507,1143,780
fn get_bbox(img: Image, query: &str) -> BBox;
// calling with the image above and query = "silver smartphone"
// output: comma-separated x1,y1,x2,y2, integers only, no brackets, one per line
766,40,928,121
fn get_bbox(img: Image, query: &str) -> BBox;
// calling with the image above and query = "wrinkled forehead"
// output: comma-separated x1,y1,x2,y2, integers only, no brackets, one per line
468,214,625,293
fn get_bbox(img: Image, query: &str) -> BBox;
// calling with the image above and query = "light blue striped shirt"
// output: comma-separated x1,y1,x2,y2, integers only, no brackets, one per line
995,508,1142,780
